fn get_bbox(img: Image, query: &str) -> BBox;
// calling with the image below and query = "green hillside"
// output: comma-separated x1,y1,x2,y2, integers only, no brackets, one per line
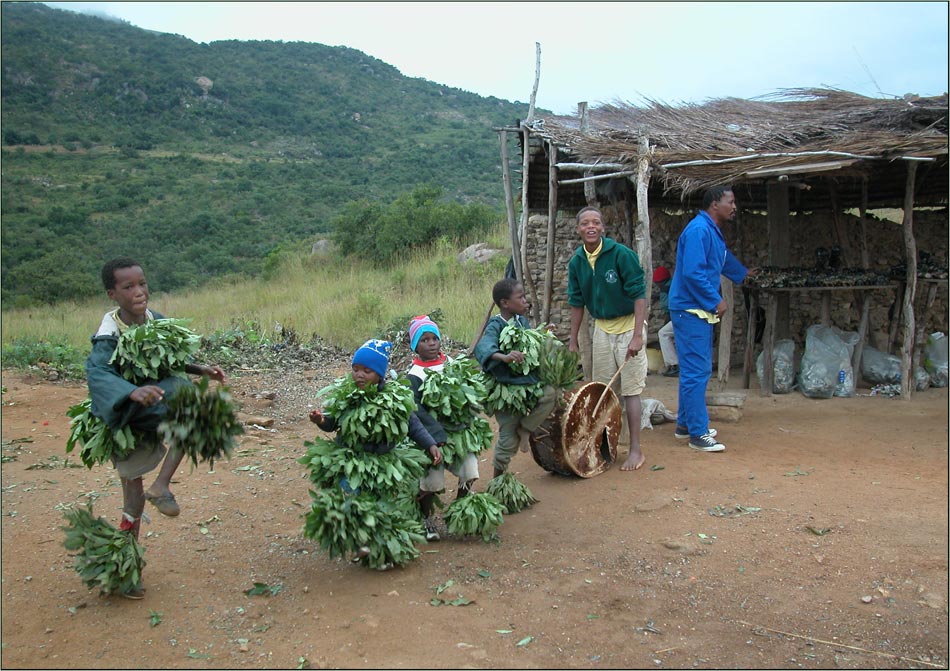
0,2,532,306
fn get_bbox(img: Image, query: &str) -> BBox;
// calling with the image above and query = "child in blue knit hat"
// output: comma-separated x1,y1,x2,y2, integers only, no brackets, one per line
310,339,443,458
308,339,443,567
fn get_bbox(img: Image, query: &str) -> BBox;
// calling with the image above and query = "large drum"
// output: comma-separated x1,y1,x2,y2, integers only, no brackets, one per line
529,381,622,478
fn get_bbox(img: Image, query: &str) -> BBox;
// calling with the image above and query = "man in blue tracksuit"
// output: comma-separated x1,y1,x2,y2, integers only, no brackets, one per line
668,186,755,452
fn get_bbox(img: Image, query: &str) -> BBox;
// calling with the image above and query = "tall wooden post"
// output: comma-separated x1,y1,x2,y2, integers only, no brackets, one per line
635,137,653,300
766,181,791,339
899,161,918,400
498,130,522,281
578,102,598,207
519,42,542,325
543,140,558,324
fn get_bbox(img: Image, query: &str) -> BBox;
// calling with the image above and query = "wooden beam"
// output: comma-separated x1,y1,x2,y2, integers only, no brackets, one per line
555,162,626,171
558,170,636,185
899,161,918,400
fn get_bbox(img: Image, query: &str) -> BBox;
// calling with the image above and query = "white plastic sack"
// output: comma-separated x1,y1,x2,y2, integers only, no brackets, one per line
756,339,796,394
861,346,902,385
800,325,853,399
923,332,949,388
640,398,677,430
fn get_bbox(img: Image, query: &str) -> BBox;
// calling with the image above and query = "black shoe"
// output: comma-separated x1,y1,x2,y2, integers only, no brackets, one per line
662,364,680,377
688,433,725,452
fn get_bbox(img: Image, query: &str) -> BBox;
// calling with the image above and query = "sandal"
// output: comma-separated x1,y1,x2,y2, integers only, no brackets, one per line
121,582,145,600
145,492,180,517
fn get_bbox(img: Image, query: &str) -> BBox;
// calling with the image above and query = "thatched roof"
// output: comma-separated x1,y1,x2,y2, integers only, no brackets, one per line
531,88,948,206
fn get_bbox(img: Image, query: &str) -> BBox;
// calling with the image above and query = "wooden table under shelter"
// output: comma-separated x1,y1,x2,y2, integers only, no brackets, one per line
742,283,898,396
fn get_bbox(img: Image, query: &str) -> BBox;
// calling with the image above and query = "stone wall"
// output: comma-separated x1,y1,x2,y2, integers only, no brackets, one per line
522,206,948,367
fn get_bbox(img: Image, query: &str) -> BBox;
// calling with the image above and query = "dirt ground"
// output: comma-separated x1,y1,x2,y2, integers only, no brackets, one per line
1,367,947,670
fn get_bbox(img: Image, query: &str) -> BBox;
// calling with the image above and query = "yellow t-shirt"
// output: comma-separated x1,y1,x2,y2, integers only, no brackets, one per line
584,240,636,335
687,308,719,324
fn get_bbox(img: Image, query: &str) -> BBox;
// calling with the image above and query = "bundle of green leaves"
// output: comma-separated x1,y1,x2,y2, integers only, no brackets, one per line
65,398,137,468
418,356,487,424
298,437,428,497
497,319,547,376
158,376,243,468
440,416,494,466
303,488,424,569
481,375,544,416
444,492,506,542
318,375,416,450
110,318,202,383
62,504,146,597
486,472,538,514
537,333,582,391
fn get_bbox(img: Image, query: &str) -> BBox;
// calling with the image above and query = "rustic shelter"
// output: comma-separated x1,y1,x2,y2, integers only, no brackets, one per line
496,87,948,399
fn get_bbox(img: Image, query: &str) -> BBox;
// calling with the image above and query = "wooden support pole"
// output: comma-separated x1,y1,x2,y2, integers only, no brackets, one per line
899,161,918,400
853,292,871,388
543,140,558,324
914,282,939,367
498,130,522,281
635,136,653,301
820,293,832,325
717,278,734,389
578,102,598,207
742,289,759,389
760,293,778,396
518,42,542,325
766,182,791,339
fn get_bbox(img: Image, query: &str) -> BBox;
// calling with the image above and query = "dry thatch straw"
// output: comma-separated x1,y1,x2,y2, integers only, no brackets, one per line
535,88,948,195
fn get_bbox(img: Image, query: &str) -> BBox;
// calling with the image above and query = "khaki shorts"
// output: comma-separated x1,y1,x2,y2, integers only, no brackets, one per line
112,435,166,480
591,324,648,396
420,452,480,493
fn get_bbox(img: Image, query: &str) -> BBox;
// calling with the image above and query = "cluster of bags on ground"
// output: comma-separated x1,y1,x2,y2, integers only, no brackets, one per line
756,327,948,397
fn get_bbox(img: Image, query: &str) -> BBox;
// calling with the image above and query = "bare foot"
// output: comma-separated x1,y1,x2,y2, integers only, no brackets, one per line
620,452,645,472
517,429,531,453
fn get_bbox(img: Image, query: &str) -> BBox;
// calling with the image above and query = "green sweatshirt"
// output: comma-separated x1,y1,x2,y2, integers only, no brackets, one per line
567,237,645,319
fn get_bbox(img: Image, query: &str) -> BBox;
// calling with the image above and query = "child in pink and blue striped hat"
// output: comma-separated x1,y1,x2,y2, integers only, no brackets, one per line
405,316,481,541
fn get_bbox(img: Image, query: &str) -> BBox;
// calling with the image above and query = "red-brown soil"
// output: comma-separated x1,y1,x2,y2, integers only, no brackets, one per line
1,369,947,669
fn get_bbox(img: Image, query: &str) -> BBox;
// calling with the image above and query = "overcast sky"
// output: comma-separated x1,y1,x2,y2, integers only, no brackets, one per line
45,1,949,115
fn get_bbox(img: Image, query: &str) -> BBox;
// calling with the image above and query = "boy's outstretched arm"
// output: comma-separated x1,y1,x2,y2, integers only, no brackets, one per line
185,363,227,383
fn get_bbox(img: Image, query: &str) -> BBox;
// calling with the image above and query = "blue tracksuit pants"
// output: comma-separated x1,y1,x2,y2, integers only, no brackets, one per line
671,310,714,438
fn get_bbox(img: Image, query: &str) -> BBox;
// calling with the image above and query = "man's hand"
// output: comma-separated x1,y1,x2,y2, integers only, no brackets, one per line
428,444,443,466
309,409,324,425
130,385,165,407
715,299,728,317
505,350,526,364
568,337,579,353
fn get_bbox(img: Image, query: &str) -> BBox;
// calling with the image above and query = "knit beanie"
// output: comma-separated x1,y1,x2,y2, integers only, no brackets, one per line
653,266,671,283
351,339,392,379
408,315,441,352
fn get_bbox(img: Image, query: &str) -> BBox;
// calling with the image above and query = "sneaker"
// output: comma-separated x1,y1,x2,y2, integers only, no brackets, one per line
661,364,680,377
424,519,440,542
688,433,726,452
674,426,717,440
